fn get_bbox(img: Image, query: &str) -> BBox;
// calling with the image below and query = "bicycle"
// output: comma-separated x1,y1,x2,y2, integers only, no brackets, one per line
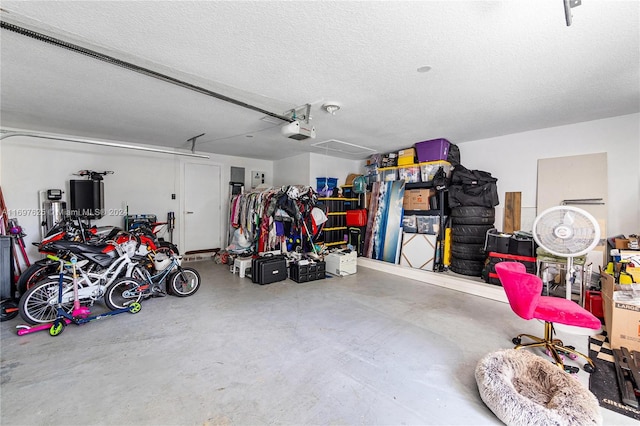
18,239,144,325
104,252,200,310
16,255,141,336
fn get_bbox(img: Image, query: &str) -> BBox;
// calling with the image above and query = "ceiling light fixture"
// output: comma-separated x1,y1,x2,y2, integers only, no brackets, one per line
322,102,341,115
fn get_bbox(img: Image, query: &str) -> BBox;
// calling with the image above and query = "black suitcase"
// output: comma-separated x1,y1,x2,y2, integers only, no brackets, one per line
251,254,287,285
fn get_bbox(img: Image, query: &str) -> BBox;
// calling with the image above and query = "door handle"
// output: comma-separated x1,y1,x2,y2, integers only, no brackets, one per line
185,211,194,214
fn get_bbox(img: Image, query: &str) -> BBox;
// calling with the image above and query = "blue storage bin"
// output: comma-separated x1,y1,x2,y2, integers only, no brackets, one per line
316,177,338,196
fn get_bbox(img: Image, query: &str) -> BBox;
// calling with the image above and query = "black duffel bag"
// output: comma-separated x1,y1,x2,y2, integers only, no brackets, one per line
448,165,499,208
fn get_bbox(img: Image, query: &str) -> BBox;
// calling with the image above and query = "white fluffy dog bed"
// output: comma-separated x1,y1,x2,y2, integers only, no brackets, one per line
475,349,602,425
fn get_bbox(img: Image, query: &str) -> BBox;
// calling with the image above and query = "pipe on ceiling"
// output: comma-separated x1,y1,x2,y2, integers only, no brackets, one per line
0,131,211,159
0,19,294,124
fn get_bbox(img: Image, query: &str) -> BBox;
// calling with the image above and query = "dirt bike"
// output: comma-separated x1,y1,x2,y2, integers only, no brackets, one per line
16,218,179,296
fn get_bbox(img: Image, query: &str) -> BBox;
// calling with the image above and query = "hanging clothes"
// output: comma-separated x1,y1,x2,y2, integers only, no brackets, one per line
227,185,318,253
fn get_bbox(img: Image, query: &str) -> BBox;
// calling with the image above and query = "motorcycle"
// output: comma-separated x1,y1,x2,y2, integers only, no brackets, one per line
16,217,179,296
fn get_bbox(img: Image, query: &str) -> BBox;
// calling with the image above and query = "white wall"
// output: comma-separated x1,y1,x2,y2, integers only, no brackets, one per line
274,152,364,191
0,134,272,258
2,113,637,262
273,153,310,187
308,153,365,190
458,113,639,236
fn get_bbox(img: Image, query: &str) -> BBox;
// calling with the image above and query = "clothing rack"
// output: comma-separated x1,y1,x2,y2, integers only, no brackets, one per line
228,185,318,254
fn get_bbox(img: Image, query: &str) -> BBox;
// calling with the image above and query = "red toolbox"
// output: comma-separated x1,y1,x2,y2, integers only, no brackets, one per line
346,209,367,227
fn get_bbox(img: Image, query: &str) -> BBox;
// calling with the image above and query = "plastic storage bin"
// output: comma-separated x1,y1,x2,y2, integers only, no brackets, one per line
403,215,418,233
398,165,421,183
420,160,452,182
316,177,338,196
416,215,441,235
290,261,326,283
379,167,398,181
415,138,450,162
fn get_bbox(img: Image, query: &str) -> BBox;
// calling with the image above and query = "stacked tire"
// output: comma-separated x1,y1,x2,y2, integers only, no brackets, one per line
449,207,495,276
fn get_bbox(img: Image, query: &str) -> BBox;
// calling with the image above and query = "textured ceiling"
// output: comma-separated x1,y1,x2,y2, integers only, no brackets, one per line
1,1,638,161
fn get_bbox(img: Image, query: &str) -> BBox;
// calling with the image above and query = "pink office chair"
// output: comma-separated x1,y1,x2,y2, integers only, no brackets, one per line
495,261,602,373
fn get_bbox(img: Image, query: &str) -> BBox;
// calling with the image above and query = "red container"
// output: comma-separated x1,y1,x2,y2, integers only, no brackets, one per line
584,290,604,319
415,138,450,162
346,209,367,227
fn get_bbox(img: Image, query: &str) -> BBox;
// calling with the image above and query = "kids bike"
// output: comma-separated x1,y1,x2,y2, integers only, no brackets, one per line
104,252,200,310
16,255,141,336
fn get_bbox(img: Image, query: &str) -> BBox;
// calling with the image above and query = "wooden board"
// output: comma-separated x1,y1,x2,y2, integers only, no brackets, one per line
503,192,521,233
537,152,608,269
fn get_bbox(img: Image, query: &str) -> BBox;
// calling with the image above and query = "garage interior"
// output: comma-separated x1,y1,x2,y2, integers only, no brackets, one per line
1,1,639,425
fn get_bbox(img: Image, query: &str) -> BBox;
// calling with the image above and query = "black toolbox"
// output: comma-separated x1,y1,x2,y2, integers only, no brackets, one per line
289,261,326,283
251,254,287,285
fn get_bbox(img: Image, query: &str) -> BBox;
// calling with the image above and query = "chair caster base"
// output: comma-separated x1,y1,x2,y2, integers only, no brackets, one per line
563,365,580,374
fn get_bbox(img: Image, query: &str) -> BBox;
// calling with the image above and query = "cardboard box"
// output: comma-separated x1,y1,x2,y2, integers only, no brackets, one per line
615,238,630,249
403,188,435,210
397,148,416,166
600,272,640,352
619,250,640,267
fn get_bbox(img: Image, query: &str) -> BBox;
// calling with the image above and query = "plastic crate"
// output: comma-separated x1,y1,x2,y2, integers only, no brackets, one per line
316,177,338,196
398,165,421,183
419,160,452,182
379,167,398,181
289,261,326,283
416,215,441,235
125,214,158,230
415,138,450,162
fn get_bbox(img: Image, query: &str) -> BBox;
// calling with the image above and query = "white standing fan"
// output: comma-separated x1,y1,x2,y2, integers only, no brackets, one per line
532,206,601,300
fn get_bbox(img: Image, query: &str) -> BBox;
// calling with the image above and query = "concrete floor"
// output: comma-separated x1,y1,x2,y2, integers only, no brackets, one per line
0,260,635,425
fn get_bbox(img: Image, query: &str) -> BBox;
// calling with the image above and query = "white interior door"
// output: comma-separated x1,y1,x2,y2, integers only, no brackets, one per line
184,163,221,252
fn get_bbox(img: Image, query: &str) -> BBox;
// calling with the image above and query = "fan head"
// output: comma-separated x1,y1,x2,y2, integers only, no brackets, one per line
532,206,600,257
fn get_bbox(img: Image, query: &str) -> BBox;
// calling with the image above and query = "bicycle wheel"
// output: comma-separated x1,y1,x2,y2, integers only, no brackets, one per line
17,260,60,296
105,277,144,310
167,268,200,297
0,300,19,322
18,278,74,325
